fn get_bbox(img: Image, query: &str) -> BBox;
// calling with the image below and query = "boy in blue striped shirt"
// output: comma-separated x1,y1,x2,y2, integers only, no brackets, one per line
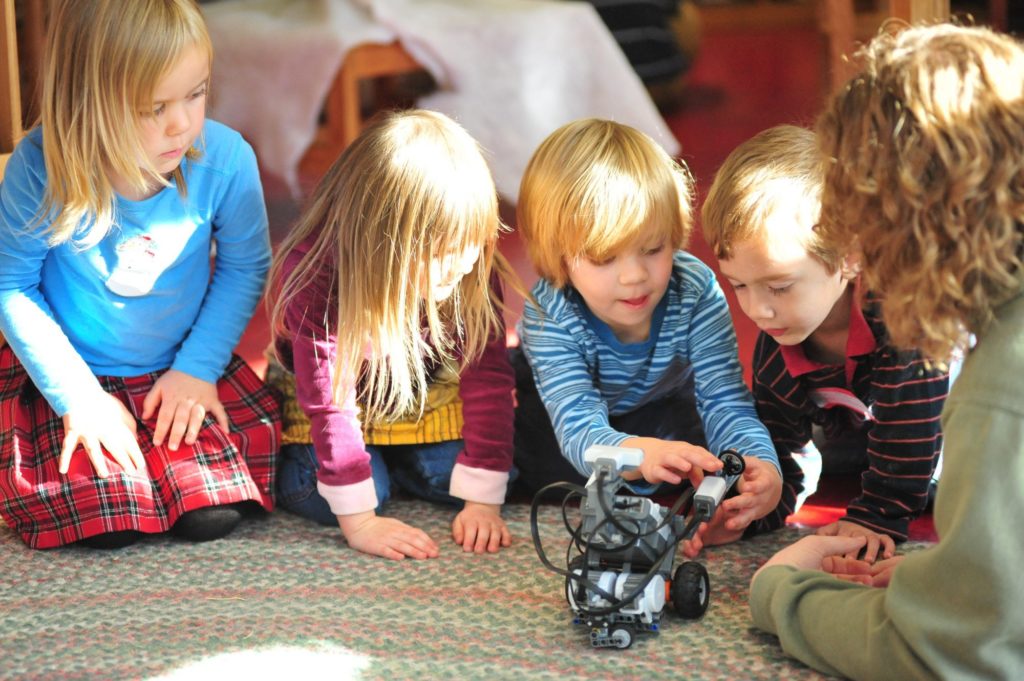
512,118,782,554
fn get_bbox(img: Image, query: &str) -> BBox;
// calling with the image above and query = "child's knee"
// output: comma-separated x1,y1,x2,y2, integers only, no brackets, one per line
276,444,336,526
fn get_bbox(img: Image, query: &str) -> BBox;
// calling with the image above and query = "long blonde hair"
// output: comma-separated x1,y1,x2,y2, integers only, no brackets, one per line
817,23,1024,362
270,110,511,424
40,0,212,246
517,118,693,289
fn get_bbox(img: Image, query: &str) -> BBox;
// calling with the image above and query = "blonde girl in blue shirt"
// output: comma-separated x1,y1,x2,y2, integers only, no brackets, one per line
0,0,280,549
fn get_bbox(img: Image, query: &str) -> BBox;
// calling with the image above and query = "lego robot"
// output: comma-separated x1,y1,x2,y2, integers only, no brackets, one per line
530,444,745,649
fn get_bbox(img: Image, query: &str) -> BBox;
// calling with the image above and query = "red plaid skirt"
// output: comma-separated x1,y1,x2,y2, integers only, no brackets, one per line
0,346,281,548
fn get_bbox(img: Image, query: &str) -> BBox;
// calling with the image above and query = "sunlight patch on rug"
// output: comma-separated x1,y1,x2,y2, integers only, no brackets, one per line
148,643,372,680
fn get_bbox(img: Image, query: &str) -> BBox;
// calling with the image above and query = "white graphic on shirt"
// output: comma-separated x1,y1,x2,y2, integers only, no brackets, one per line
106,235,161,297
807,387,875,423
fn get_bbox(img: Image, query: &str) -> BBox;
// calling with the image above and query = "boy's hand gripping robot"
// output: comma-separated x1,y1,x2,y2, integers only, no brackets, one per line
530,445,745,649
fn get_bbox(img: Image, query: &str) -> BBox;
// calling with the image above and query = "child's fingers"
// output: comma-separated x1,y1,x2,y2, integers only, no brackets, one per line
736,473,767,496
835,573,874,586
855,535,883,562
115,399,139,436
183,403,207,446
878,534,896,560
107,449,136,474
477,520,507,553
403,528,439,557
391,539,431,560
684,447,724,473
484,527,502,553
82,436,110,478
821,555,873,576
58,432,79,475
725,509,756,531
718,496,757,530
473,525,492,553
125,439,147,472
374,545,406,561
686,467,705,488
209,401,229,433
681,522,708,558
151,401,176,447
681,534,704,559
452,515,464,545
461,524,479,552
105,440,138,474
653,465,683,485
164,400,197,451
141,385,161,421
381,525,438,559
721,491,757,513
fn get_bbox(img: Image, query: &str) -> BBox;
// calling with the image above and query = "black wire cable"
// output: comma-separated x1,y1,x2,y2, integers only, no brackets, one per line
531,473,703,618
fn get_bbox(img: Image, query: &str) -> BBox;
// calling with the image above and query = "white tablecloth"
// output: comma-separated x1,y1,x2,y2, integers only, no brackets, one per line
204,0,679,199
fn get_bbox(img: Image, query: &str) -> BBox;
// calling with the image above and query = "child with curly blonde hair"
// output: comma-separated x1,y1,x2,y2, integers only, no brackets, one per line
269,110,517,560
750,24,1024,678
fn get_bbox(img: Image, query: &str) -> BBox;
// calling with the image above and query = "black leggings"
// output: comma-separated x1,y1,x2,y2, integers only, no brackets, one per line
77,502,259,549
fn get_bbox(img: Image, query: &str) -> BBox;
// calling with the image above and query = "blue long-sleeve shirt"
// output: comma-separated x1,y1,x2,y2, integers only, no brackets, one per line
520,250,777,484
0,121,270,416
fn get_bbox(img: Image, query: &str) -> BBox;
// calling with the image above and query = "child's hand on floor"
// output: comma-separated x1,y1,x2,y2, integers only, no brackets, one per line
142,369,228,451
452,501,512,553
337,510,440,561
815,520,896,562
60,391,147,477
621,436,722,487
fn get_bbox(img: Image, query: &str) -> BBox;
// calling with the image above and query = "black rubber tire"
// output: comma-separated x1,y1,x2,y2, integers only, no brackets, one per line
671,561,710,618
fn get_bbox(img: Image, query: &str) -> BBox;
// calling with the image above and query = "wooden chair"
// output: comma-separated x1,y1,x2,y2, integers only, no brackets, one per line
820,0,950,93
322,41,422,150
300,40,425,180
0,0,18,348
1,0,23,177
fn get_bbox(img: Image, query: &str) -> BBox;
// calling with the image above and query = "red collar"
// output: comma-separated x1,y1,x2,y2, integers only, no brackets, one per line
779,283,876,384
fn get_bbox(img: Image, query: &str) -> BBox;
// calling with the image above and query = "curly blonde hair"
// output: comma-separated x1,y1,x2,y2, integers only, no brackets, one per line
817,23,1024,362
517,118,693,289
270,110,512,425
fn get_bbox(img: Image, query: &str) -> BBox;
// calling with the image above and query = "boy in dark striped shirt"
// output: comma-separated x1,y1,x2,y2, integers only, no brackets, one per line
702,125,949,562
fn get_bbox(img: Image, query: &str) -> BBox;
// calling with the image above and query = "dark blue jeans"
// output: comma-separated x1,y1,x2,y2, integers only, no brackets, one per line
277,440,464,526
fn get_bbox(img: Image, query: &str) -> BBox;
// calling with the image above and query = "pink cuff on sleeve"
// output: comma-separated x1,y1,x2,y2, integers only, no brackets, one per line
449,463,509,505
317,478,379,516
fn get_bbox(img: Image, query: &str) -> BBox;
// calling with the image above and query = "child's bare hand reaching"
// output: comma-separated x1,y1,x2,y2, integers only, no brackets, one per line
717,457,782,529
621,436,722,487
452,501,512,553
682,457,781,558
60,391,146,477
338,510,440,560
142,369,228,450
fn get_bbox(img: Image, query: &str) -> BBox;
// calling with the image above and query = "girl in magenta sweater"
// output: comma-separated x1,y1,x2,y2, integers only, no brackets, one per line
268,110,517,560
